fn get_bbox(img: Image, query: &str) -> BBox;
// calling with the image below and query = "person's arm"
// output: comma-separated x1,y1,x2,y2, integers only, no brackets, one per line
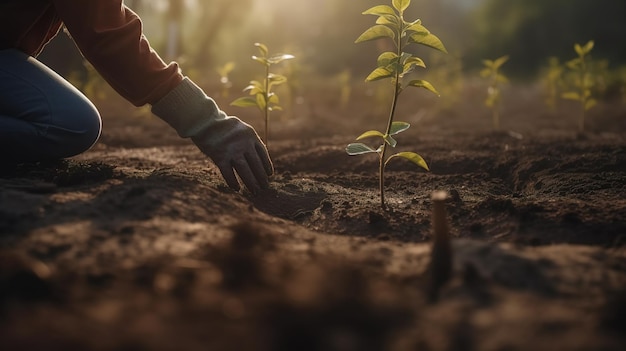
52,0,181,106
51,0,273,193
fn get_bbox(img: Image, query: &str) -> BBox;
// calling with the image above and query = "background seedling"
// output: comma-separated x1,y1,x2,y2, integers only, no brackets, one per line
231,43,294,149
541,57,564,112
216,61,235,98
480,55,509,130
345,0,447,208
426,52,464,111
562,40,596,132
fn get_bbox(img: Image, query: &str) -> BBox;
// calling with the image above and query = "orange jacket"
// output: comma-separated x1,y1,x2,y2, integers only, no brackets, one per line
0,0,183,106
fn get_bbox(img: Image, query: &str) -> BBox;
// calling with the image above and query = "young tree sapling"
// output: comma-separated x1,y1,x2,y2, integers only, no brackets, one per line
231,43,294,149
562,40,597,132
480,55,509,130
345,0,447,208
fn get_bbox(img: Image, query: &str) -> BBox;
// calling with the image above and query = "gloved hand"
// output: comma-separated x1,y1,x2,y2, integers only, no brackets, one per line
191,115,272,193
152,78,273,193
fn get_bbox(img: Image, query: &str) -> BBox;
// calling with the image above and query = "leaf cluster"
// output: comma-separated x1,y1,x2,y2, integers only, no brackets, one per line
355,0,446,94
480,55,509,108
562,40,597,111
541,57,565,109
231,43,294,113
346,121,429,171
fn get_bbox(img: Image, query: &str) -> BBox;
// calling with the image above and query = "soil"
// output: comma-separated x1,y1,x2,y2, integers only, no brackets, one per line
1,84,625,351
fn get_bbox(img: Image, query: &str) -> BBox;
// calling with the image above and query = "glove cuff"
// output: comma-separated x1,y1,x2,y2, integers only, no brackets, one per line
151,77,225,138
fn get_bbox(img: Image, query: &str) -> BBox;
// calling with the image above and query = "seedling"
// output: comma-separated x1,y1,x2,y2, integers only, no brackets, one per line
562,40,596,132
542,57,564,112
231,43,294,148
345,0,447,208
480,55,509,130
216,62,235,98
426,52,464,110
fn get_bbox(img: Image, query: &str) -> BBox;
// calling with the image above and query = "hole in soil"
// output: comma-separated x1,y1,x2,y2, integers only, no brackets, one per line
250,182,327,220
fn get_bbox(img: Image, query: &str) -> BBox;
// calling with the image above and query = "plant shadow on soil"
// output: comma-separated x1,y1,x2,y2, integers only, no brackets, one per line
1,86,626,350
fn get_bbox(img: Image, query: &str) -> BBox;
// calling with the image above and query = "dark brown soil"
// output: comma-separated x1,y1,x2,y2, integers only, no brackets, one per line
1,84,625,351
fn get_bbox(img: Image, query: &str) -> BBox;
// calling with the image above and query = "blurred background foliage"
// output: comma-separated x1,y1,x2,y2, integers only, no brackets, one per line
39,0,625,105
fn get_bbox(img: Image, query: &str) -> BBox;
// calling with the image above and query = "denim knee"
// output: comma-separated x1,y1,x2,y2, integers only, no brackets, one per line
47,97,103,158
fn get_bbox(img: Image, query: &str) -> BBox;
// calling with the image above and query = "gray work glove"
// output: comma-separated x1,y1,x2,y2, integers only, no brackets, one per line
152,78,273,193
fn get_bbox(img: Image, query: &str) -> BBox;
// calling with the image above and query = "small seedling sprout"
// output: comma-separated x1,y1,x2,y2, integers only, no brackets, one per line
216,62,235,98
480,55,509,130
562,40,596,132
231,43,294,149
542,57,564,112
345,0,447,208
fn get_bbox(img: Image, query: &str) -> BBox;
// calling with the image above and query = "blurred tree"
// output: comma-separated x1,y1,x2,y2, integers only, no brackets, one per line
470,0,626,77
164,0,184,61
190,0,252,69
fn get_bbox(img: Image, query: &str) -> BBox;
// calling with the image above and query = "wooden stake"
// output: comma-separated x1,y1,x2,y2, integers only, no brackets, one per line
428,190,452,302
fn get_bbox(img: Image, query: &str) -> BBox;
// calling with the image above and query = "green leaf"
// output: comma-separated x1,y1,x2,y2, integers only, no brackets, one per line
389,121,410,135
366,67,394,81
565,58,581,70
404,56,426,68
479,68,491,78
356,130,385,140
493,55,509,69
355,25,395,43
386,152,429,171
346,143,381,155
268,93,279,105
252,56,269,66
407,79,440,96
392,0,411,13
377,52,399,67
562,92,581,100
405,20,428,34
231,96,258,108
584,98,597,110
363,5,396,16
217,62,235,77
376,14,400,28
256,93,266,109
408,32,447,53
268,54,295,64
254,43,268,57
243,81,264,95
268,73,288,85
575,41,594,56
496,74,509,84
384,134,398,147
402,57,425,76
582,40,594,54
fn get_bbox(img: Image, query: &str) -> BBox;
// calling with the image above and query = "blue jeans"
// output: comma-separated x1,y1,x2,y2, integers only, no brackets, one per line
0,49,101,162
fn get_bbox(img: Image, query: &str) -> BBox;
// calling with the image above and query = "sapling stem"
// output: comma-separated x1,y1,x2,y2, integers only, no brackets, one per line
577,58,587,132
264,64,270,147
481,55,509,131
379,66,403,208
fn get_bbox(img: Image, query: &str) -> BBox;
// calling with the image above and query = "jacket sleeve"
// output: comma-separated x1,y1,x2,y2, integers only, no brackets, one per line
51,0,184,106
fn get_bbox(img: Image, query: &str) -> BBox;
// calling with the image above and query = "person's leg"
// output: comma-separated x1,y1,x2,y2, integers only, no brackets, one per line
0,49,102,162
